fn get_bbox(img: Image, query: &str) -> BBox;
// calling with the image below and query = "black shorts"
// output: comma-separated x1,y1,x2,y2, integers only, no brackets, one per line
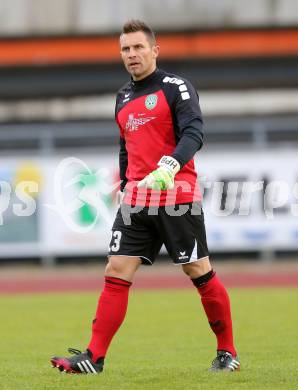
108,202,209,265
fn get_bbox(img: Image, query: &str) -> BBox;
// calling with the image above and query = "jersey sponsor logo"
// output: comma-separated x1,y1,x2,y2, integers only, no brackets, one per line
145,94,158,110
125,113,156,132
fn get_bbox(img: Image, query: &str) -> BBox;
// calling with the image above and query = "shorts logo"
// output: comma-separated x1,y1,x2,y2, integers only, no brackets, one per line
145,94,158,110
178,251,188,260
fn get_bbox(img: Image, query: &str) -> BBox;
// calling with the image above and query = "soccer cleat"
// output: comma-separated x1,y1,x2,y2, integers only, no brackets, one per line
51,348,104,374
210,350,240,372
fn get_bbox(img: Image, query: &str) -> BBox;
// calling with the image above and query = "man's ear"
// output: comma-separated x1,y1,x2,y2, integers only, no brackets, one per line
153,45,160,59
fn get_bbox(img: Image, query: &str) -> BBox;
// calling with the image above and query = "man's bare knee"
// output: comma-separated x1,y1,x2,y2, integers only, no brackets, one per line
105,256,142,282
182,257,211,279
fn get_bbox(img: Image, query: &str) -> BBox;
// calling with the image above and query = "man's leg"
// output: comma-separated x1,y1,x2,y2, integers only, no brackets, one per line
51,255,141,374
182,257,239,370
87,255,141,361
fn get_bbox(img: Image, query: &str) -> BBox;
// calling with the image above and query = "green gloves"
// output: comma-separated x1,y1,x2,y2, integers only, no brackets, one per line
137,156,180,191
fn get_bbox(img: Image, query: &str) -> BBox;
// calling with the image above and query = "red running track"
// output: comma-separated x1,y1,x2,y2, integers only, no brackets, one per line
0,272,298,294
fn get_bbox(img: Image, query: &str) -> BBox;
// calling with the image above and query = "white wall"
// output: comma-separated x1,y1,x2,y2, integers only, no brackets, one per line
0,0,297,35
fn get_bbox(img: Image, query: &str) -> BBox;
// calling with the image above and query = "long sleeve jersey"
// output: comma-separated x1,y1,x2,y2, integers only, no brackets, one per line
115,68,204,206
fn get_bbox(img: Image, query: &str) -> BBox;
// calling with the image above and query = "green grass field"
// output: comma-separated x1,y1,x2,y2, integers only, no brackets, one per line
1,288,298,390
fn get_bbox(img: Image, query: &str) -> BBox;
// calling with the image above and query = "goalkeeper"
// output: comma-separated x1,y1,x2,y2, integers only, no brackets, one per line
51,19,239,374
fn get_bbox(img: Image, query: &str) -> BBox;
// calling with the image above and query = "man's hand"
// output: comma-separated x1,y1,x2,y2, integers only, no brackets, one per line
137,156,180,190
116,190,125,206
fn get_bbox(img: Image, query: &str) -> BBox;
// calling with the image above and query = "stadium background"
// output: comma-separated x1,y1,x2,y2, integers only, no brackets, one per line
1,2,298,389
1,0,298,264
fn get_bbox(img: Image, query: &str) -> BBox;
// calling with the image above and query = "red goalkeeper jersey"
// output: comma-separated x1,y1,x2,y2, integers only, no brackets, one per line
115,68,204,206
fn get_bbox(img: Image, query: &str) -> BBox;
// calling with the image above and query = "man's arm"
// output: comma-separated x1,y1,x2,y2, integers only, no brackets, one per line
119,136,128,191
115,90,128,192
171,117,203,168
138,78,203,190
171,80,204,168
138,77,204,191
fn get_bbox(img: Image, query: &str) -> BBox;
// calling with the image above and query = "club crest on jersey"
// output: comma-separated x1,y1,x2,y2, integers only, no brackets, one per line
145,94,158,110
125,113,156,132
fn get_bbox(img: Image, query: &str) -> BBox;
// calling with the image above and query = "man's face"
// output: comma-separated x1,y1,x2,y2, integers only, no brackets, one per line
120,31,159,81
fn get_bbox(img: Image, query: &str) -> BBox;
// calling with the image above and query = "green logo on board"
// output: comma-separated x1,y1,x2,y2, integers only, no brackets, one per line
145,94,158,110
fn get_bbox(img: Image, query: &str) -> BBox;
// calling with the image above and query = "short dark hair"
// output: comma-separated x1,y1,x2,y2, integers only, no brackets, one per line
121,19,156,45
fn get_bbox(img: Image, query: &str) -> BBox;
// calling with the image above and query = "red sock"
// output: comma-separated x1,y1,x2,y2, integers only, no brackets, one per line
193,272,237,356
88,276,132,362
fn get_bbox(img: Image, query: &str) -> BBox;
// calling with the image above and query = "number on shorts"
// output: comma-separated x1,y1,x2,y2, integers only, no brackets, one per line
110,230,122,252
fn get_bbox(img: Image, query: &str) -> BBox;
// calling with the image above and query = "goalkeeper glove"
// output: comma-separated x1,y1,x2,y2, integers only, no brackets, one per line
137,156,180,190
